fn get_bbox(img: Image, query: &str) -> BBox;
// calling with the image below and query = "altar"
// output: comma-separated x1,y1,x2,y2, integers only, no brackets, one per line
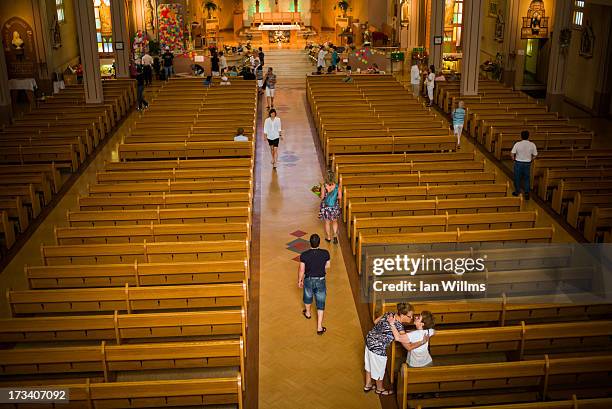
257,23,301,44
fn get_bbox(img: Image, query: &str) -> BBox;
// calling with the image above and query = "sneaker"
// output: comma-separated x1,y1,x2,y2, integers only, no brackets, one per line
512,191,519,196
525,193,530,200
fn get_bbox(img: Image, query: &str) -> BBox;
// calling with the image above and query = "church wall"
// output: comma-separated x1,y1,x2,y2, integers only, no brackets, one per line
45,0,80,75
480,0,505,63
564,3,611,110
321,0,368,28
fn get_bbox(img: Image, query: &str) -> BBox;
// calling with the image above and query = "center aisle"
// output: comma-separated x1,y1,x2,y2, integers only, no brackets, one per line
257,63,381,408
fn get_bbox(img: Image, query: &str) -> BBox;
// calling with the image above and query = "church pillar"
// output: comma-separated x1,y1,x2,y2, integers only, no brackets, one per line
133,0,146,32
502,0,521,87
429,0,444,70
460,0,484,96
545,0,572,112
111,0,131,78
74,0,104,103
233,0,244,37
311,0,321,34
0,48,12,124
32,0,54,91
593,18,612,116
400,0,421,50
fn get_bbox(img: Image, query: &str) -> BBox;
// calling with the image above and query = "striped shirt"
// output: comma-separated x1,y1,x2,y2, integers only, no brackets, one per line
452,107,466,126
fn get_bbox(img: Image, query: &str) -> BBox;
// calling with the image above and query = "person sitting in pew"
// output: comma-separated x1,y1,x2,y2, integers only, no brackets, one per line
364,303,416,396
511,130,538,200
234,127,248,142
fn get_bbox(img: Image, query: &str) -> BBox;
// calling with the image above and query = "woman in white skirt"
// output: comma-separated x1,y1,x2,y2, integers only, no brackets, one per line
363,303,415,395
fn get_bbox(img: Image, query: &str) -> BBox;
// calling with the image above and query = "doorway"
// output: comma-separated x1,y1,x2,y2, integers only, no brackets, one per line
523,38,550,88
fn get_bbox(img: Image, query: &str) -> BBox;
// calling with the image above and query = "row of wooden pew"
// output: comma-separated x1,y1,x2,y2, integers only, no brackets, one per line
0,80,135,255
435,80,612,242
307,74,612,409
0,78,257,408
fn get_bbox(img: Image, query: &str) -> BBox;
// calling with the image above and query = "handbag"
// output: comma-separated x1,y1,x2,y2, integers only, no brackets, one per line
262,78,268,90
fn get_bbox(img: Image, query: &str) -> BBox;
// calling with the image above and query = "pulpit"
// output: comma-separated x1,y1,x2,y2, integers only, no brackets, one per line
335,16,350,44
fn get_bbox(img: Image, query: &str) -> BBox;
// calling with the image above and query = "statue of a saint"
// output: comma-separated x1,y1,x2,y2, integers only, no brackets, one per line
11,31,24,49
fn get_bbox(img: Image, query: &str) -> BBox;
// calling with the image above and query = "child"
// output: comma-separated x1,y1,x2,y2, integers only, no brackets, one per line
389,311,435,367
452,101,466,149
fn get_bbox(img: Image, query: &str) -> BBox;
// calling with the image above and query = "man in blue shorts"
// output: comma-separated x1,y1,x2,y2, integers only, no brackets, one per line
298,234,330,335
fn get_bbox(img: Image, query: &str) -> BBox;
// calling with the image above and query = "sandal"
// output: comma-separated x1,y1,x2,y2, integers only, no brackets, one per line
333,237,338,244
375,389,394,396
324,238,331,243
363,384,375,393
317,327,327,335
302,309,311,319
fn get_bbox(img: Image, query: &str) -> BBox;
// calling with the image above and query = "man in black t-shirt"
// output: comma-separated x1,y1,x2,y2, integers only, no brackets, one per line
258,47,265,66
298,234,330,335
162,47,174,81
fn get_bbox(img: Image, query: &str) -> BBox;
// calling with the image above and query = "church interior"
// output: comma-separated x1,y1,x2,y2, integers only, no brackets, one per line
0,0,612,408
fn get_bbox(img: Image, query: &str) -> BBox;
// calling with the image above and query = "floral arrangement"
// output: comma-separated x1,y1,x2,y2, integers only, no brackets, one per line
132,30,149,59
310,184,322,197
158,4,184,53
354,47,372,65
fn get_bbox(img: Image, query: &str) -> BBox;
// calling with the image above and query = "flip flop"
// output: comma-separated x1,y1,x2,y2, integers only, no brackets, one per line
363,385,375,393
317,327,327,335
375,389,394,396
302,309,311,319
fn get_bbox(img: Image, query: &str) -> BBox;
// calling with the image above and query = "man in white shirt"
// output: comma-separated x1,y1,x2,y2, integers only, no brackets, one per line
410,61,421,97
263,108,283,169
141,52,153,85
511,130,538,199
317,47,328,69
234,127,249,142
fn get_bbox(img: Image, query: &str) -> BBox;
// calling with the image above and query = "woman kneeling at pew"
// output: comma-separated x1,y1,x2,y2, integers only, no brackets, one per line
364,303,422,395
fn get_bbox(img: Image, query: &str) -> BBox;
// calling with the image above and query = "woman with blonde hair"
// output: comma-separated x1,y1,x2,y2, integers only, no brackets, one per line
319,170,342,244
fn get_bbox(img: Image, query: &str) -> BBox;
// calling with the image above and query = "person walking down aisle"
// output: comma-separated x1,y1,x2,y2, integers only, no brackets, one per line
317,46,328,69
319,171,342,244
452,100,466,149
364,303,415,396
141,52,153,85
263,108,283,169
298,234,330,336
410,61,421,97
136,66,149,111
511,130,538,200
162,47,174,80
425,65,436,106
264,67,277,109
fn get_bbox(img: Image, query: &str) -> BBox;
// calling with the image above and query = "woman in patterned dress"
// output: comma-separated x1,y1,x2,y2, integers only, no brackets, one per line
319,171,342,244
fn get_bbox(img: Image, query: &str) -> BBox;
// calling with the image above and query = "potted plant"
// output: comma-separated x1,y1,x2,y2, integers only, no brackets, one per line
204,1,218,19
335,0,349,17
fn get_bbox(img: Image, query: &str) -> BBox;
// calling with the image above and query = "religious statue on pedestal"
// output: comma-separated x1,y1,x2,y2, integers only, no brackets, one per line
11,31,24,60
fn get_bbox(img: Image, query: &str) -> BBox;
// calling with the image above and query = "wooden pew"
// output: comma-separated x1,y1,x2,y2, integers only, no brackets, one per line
0,338,244,386
40,240,248,265
388,320,612,384
427,397,612,409
352,211,537,255
584,206,612,242
7,283,247,315
118,141,254,161
566,192,612,228
0,196,28,232
397,355,612,409
67,207,250,226
25,259,249,289
0,210,15,249
55,222,249,244
78,192,252,211
2,376,243,408
0,309,246,344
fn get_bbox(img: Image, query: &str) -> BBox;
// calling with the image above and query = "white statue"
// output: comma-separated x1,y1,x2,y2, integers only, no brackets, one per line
12,31,24,49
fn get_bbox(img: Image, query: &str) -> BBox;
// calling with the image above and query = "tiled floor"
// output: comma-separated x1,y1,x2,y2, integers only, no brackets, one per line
256,75,381,409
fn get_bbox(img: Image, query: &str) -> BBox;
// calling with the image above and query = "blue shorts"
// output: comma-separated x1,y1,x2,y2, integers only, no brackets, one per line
303,277,326,310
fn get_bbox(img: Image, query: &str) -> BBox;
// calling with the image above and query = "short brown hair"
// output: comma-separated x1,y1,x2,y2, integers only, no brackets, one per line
397,302,414,316
420,310,435,329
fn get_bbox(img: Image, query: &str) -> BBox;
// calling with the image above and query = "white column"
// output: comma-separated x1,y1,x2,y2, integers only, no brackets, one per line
460,0,484,96
111,0,131,78
545,0,572,111
502,0,521,87
429,0,444,70
74,0,104,103
0,48,12,122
